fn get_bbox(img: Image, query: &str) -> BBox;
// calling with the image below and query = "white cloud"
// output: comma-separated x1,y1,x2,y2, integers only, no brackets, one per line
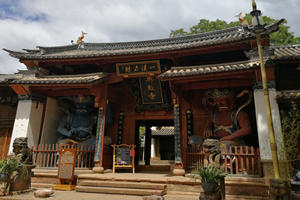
1,0,299,74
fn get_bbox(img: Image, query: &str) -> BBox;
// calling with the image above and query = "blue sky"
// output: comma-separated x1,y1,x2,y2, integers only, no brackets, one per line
0,0,299,74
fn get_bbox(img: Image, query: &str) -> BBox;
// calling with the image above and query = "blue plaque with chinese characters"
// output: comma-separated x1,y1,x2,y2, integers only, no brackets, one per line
139,77,163,104
130,77,171,113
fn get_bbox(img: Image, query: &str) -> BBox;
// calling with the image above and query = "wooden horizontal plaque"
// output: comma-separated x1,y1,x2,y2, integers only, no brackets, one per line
116,60,161,76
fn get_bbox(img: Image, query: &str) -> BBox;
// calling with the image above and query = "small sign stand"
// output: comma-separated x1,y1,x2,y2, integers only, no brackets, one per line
111,144,136,173
52,140,78,191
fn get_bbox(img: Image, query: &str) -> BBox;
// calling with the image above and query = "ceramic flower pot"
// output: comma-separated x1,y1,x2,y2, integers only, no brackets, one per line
0,173,10,182
201,181,219,194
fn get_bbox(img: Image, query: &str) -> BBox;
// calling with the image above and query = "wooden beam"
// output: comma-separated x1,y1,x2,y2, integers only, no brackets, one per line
9,85,28,95
164,70,256,83
42,89,91,97
107,73,124,84
28,85,91,91
180,79,253,90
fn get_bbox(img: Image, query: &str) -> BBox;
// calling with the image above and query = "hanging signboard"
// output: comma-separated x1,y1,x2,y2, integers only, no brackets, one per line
139,76,163,104
174,104,182,164
116,60,161,77
94,107,104,162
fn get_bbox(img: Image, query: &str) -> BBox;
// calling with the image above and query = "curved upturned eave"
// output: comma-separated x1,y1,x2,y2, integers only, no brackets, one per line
8,37,254,62
3,19,284,61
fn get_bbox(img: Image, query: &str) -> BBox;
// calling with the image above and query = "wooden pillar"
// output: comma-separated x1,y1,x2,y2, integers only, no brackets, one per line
144,125,151,165
174,104,182,164
169,81,185,175
91,82,108,170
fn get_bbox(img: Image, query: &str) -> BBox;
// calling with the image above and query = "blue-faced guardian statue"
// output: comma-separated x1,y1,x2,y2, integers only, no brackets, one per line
57,95,96,145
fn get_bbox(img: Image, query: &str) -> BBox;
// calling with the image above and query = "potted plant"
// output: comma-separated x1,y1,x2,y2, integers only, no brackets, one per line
192,164,223,194
0,156,28,182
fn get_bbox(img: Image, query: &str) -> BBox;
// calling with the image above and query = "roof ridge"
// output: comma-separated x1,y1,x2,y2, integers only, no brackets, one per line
42,72,107,78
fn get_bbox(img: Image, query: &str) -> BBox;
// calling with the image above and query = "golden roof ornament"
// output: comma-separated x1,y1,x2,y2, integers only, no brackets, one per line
237,12,249,26
76,31,87,44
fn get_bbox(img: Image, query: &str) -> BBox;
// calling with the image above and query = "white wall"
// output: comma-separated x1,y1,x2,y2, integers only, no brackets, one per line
9,99,44,152
254,88,283,161
151,138,156,158
40,97,64,144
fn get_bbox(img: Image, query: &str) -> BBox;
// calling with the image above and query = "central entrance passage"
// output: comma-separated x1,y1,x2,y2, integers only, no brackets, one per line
135,120,174,166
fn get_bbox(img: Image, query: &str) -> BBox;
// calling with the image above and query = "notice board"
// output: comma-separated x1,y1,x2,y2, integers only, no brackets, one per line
57,145,77,180
116,146,131,165
112,144,136,173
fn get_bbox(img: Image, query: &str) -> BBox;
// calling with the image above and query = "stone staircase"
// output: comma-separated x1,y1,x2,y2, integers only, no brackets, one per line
31,168,271,199
75,180,167,196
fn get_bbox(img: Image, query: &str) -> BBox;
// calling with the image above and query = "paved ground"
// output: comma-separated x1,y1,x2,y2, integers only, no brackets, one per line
0,190,199,200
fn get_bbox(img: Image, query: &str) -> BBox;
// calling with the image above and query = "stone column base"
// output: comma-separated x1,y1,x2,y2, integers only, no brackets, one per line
173,168,185,176
93,167,104,173
261,160,275,179
269,178,291,200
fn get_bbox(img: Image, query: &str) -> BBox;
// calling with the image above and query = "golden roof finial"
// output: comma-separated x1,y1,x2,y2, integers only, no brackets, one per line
237,12,249,26
76,31,87,44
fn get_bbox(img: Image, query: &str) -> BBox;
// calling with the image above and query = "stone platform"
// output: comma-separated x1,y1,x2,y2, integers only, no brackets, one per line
30,167,271,199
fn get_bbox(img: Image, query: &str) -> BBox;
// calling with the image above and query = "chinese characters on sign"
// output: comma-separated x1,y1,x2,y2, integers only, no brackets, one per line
139,76,163,104
174,105,182,164
117,112,124,145
58,148,76,180
94,107,104,162
116,60,161,76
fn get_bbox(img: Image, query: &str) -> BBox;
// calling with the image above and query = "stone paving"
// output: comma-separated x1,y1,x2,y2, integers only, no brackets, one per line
0,190,199,200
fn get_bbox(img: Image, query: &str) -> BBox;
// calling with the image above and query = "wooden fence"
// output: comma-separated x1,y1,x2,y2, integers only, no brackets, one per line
186,145,262,177
31,144,95,169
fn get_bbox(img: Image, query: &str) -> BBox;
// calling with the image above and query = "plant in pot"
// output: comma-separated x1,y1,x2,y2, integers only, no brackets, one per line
192,164,223,194
0,156,28,182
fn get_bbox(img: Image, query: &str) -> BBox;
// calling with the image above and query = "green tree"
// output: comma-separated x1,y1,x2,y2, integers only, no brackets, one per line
170,14,300,46
278,102,300,179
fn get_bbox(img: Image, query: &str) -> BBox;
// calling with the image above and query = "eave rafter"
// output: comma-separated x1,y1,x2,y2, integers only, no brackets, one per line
169,70,256,91
29,84,93,97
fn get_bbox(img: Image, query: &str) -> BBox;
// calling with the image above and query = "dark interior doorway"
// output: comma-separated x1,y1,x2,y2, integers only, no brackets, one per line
135,119,174,166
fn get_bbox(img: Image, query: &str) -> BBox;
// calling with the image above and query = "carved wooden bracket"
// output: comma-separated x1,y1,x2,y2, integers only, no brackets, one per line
91,82,108,108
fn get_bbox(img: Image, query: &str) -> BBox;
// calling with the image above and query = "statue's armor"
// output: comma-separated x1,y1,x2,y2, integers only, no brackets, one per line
211,110,247,146
212,110,239,135
57,114,94,141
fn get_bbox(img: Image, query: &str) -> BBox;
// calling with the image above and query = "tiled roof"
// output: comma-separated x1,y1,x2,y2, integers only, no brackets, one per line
276,90,300,100
3,20,284,60
0,74,23,84
7,72,108,85
271,45,300,60
158,60,261,79
151,126,174,136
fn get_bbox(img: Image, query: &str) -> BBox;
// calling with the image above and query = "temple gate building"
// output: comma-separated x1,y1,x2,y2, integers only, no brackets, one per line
1,19,300,180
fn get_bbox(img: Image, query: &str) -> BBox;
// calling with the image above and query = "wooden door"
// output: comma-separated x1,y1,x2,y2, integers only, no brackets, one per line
0,128,12,159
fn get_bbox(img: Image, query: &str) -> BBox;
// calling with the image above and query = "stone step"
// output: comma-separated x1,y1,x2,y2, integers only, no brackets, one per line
167,191,199,196
31,183,54,189
225,194,268,200
75,185,166,196
79,180,167,190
